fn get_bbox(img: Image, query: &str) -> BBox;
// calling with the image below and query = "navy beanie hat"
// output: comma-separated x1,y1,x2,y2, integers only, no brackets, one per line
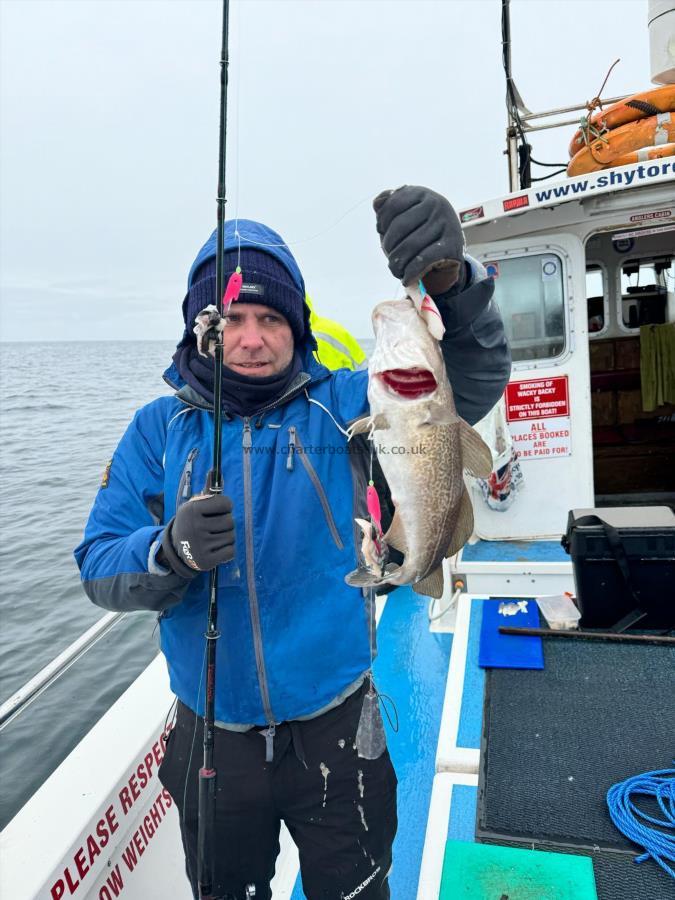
183,248,307,345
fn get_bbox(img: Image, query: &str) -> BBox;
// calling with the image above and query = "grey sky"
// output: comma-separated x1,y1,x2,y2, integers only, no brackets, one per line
1,0,649,342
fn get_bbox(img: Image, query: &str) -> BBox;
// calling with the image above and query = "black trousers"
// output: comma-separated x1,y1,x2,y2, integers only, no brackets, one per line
159,685,398,900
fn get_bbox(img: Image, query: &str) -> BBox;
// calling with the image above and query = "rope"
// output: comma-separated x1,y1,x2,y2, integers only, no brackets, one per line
577,58,621,164
606,766,675,879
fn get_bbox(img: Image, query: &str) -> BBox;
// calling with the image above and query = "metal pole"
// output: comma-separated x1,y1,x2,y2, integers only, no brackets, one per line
502,0,520,192
197,1,230,896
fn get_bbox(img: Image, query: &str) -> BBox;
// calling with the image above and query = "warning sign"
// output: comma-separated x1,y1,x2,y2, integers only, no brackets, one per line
505,377,571,459
505,376,569,422
510,416,571,459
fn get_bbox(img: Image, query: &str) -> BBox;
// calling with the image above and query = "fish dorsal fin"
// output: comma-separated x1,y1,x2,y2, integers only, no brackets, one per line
413,565,444,599
383,509,407,553
445,487,474,558
459,419,492,478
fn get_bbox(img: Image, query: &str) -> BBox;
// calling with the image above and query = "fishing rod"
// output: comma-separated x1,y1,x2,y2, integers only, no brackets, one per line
198,1,231,896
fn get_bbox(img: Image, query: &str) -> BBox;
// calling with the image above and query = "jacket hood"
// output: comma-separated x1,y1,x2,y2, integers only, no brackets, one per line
165,219,322,390
183,220,314,350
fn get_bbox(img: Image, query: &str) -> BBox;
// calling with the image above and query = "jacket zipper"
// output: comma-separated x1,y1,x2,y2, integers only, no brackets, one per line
287,427,296,471
242,419,276,759
176,447,199,507
290,428,344,550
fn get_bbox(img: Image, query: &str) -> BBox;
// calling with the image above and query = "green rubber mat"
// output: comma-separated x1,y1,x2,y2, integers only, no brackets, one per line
440,840,597,899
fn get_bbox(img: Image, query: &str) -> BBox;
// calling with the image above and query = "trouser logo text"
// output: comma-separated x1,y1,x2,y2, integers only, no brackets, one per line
343,866,381,899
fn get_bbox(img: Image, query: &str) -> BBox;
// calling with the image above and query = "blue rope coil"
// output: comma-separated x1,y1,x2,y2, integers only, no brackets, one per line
606,767,675,879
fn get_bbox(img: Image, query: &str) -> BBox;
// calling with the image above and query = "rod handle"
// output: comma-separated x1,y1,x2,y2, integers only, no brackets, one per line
197,766,217,898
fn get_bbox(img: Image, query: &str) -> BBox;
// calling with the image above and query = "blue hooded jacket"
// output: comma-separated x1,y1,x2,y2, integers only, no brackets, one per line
75,221,510,728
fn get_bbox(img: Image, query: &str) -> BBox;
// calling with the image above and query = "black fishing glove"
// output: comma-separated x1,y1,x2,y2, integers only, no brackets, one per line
373,185,466,293
161,493,235,577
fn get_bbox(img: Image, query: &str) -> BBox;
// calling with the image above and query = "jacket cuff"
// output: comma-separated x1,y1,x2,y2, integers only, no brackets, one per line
160,520,200,580
148,539,172,576
435,274,495,335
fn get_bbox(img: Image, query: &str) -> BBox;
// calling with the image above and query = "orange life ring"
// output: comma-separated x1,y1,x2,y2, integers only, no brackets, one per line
567,112,675,176
568,85,675,159
610,142,675,168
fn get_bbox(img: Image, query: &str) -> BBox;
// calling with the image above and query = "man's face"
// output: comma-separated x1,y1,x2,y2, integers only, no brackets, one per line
220,302,295,377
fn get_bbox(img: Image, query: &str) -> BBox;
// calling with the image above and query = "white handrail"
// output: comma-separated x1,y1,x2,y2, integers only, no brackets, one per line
0,611,126,730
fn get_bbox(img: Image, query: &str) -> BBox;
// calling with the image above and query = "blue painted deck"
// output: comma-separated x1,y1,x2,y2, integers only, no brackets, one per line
290,587,452,898
457,600,485,751
462,539,568,563
448,784,478,843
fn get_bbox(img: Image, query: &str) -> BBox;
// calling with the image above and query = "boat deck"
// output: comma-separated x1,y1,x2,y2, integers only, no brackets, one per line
2,578,671,899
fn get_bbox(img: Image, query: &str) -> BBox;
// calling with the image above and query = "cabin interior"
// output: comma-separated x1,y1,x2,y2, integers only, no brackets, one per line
584,227,675,507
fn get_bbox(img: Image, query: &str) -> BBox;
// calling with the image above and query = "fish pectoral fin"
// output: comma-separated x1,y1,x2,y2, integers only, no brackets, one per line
345,563,399,589
459,419,493,478
345,567,380,587
347,416,372,438
419,407,458,427
346,413,390,440
383,510,407,554
413,566,444,599
445,487,474,557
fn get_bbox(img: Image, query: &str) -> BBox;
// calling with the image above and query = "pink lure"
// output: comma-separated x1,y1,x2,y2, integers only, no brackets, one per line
367,484,383,537
223,271,243,308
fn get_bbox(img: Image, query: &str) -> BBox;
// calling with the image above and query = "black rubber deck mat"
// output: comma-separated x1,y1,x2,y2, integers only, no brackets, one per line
476,639,675,899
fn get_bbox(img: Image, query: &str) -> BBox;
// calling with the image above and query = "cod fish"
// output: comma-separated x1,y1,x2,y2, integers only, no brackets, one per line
345,296,492,599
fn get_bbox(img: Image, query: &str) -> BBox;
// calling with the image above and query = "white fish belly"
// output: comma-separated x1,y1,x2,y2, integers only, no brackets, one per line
375,418,463,582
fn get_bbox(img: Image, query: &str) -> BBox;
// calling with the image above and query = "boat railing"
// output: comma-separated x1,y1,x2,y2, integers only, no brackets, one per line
0,611,126,731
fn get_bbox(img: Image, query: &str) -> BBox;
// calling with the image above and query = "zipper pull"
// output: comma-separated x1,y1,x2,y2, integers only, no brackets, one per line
242,419,252,450
287,426,296,471
263,723,276,763
182,455,195,499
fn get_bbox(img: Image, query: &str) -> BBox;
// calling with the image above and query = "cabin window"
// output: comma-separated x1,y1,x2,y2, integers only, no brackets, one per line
620,256,672,329
488,253,566,362
586,265,605,335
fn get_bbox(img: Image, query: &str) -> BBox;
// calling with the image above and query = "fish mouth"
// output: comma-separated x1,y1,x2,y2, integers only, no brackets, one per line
378,368,438,399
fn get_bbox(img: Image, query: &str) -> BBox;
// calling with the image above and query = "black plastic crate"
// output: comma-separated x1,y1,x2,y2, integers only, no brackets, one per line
563,506,675,628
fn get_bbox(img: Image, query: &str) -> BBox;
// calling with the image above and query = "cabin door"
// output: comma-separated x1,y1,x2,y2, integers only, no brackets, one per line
469,233,593,539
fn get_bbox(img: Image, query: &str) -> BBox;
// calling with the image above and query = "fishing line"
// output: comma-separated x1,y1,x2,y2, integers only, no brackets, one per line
163,696,178,734
233,0,242,272
183,640,209,893
233,194,374,250
304,390,351,437
377,691,399,733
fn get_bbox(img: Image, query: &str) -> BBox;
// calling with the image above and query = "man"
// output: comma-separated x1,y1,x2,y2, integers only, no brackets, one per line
75,186,510,899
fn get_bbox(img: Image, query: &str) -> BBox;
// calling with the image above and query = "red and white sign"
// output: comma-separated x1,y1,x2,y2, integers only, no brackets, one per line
48,728,173,900
505,377,571,459
503,194,529,212
505,376,569,422
629,209,672,223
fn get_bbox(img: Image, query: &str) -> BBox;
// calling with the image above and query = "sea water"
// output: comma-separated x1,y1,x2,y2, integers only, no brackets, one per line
0,338,373,828
0,341,175,827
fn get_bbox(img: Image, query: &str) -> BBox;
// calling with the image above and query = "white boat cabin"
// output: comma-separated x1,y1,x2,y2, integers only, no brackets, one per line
461,161,675,542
